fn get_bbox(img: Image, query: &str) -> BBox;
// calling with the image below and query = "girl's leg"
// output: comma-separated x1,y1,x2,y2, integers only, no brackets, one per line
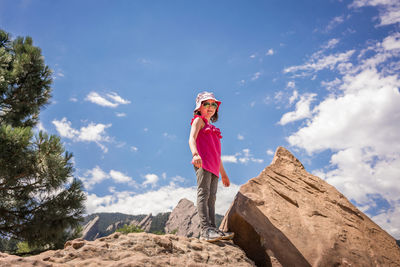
195,167,212,233
208,174,218,228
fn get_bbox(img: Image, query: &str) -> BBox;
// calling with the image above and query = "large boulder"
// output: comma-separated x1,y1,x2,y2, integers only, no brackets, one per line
165,198,201,238
220,147,400,267
0,232,255,266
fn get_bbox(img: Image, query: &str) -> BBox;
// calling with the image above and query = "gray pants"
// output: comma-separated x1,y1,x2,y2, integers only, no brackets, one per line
195,167,218,232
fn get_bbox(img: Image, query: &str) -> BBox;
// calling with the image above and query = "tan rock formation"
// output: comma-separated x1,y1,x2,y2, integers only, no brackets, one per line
165,198,201,238
0,232,254,266
129,219,140,226
81,215,99,241
138,213,152,232
220,146,400,267
105,220,126,233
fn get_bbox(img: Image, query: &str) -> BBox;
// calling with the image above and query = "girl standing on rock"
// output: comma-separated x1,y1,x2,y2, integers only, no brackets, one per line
188,91,234,242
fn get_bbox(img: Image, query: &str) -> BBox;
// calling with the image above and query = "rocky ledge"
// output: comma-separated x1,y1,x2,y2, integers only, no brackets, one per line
0,232,254,267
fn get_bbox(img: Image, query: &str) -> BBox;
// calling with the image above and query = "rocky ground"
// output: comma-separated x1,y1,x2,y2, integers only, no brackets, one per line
0,232,254,267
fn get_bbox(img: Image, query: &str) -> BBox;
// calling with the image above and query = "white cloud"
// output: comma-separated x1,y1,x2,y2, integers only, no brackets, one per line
287,81,296,88
116,142,126,148
36,122,46,133
107,92,131,105
116,112,127,117
85,181,240,216
222,149,264,164
284,50,355,75
250,54,256,58
109,187,116,193
289,90,299,105
85,92,117,107
52,117,112,152
85,91,130,108
163,132,177,140
110,170,132,183
69,97,78,102
382,32,400,50
251,72,261,81
52,117,79,139
237,134,244,140
322,38,340,50
279,93,317,125
266,49,274,56
321,78,342,92
248,158,264,164
283,31,400,238
143,174,159,187
52,68,65,80
80,166,110,190
131,146,138,152
324,15,345,32
79,166,136,190
222,155,238,163
287,69,400,152
266,149,274,156
78,122,111,142
274,91,284,102
350,0,400,26
171,175,186,184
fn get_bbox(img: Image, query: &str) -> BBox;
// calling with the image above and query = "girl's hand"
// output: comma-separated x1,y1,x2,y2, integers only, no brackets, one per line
192,154,202,168
221,175,230,187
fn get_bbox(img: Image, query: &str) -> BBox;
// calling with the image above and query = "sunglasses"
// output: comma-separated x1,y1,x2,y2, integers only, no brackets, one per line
202,102,218,109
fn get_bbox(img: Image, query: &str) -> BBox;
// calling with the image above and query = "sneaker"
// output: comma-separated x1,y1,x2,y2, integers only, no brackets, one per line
216,229,234,240
199,228,223,242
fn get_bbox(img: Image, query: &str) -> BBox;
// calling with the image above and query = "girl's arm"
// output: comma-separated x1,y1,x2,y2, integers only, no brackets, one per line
220,161,230,187
188,117,204,168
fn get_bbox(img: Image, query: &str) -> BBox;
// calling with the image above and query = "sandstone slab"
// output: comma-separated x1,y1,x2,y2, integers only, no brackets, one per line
137,213,152,232
81,215,100,241
165,198,201,238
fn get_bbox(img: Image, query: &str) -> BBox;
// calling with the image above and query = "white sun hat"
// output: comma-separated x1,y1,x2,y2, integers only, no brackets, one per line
194,91,221,112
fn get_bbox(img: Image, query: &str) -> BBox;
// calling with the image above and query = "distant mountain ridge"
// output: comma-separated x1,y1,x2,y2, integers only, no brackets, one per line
83,213,146,233
81,211,224,241
81,212,169,240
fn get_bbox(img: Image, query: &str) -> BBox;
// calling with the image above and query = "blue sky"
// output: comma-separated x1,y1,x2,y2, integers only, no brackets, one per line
1,0,400,239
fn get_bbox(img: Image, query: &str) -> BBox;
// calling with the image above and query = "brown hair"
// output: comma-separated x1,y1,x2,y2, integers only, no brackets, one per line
193,109,219,123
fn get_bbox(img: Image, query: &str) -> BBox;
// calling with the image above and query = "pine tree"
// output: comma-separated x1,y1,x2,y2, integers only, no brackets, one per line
0,29,85,250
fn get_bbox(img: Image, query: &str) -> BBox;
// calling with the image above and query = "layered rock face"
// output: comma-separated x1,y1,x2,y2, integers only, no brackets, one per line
137,213,152,232
220,147,400,267
165,198,201,238
106,220,126,233
0,232,254,267
81,216,100,241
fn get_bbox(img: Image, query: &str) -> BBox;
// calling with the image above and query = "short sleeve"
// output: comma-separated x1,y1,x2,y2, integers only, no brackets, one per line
190,115,208,125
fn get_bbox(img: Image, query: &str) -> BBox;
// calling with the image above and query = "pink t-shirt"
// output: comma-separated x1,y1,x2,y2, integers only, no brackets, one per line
191,115,222,177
